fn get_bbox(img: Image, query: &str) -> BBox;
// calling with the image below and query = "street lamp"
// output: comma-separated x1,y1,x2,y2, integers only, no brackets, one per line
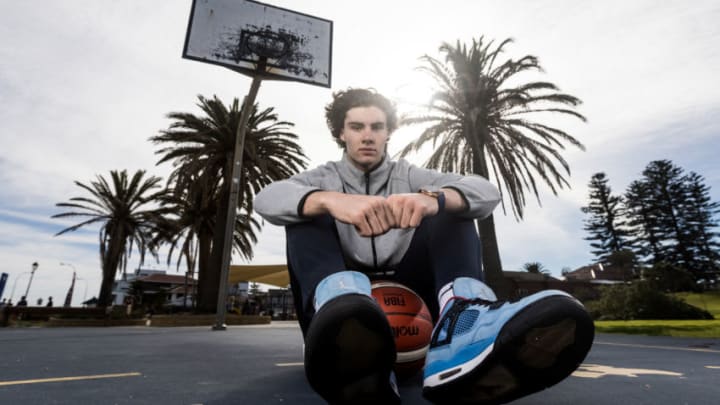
60,262,77,307
59,262,76,273
23,262,39,300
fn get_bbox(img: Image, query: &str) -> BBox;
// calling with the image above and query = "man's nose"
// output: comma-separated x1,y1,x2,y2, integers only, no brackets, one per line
361,129,375,142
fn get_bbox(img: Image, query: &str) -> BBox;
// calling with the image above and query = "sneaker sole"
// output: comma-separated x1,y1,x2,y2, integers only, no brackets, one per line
304,294,400,404
423,295,595,405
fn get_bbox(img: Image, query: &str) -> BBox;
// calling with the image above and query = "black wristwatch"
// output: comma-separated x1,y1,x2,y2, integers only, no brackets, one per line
419,187,446,213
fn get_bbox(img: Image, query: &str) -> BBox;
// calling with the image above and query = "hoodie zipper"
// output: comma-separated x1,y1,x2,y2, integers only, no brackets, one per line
365,172,379,270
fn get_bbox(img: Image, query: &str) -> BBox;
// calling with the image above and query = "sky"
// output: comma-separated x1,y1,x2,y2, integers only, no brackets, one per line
1,0,719,306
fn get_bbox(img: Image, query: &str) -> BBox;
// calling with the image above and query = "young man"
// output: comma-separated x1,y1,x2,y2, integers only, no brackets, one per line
255,88,594,404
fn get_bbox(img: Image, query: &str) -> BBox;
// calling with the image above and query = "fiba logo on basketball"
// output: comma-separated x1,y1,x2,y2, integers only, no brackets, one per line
383,294,406,307
392,325,420,338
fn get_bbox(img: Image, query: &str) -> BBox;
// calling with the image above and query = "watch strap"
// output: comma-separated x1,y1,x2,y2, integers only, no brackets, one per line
419,188,445,213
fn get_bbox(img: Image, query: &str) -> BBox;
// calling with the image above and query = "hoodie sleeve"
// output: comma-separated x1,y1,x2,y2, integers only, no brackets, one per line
407,162,501,220
254,165,330,226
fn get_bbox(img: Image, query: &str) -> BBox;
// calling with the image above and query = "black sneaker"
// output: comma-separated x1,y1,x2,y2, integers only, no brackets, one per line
304,293,400,404
423,290,595,405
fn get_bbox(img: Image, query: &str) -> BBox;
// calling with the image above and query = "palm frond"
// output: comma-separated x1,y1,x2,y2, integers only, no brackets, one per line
400,37,586,220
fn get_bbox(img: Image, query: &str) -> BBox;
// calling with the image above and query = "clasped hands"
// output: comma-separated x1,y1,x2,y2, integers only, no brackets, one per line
326,193,439,237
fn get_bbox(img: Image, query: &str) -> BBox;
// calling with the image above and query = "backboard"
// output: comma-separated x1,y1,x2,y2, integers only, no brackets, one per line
183,0,333,88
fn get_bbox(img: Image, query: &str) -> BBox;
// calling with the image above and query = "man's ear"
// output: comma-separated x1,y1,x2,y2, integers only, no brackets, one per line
339,131,346,143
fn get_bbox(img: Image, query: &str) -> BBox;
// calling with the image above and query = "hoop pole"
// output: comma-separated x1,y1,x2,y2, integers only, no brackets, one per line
213,58,266,330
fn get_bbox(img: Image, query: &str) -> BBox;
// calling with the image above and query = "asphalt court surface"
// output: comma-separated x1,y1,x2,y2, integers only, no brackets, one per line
1,322,719,404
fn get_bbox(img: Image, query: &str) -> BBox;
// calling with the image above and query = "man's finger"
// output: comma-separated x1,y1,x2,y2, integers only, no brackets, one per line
381,204,397,228
409,208,424,228
354,218,371,237
374,207,391,231
401,205,414,228
392,204,403,228
366,211,385,235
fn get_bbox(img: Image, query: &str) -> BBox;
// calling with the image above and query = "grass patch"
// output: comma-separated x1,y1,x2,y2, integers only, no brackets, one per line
589,289,720,337
674,290,720,318
595,319,720,338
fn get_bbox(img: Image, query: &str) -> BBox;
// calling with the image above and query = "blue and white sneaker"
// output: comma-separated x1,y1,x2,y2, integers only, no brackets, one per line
304,271,400,404
423,278,594,404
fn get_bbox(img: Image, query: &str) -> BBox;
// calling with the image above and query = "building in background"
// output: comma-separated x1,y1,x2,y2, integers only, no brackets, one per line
111,268,197,310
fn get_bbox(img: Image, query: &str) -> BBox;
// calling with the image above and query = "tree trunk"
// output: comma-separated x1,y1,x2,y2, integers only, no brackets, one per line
477,215,510,298
199,227,224,312
198,183,230,312
469,132,509,298
195,230,213,311
98,232,124,307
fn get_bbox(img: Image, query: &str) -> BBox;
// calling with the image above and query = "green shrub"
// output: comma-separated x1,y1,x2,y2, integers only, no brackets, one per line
642,261,697,292
592,282,713,320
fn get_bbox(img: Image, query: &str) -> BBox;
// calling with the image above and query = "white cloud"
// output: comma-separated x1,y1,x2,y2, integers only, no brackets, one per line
1,0,719,300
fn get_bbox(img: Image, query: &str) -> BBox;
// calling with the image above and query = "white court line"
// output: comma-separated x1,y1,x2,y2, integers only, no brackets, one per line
0,372,142,387
276,362,304,367
595,341,720,354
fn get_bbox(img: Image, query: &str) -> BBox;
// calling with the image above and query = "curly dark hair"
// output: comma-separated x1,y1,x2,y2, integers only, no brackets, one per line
324,88,398,148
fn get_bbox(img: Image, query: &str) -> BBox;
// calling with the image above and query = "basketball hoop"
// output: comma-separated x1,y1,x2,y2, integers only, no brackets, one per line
241,28,292,60
183,0,332,87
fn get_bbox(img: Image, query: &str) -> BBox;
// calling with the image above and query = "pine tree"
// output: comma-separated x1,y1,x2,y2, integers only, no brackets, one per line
581,172,629,262
625,161,688,266
624,160,719,283
645,160,695,269
625,179,664,264
681,171,720,280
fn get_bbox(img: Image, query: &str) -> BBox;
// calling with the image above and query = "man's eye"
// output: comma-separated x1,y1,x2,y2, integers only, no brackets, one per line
350,124,363,130
371,123,386,131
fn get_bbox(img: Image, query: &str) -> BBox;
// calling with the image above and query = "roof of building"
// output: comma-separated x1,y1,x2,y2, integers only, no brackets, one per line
137,273,197,285
503,270,558,282
564,263,629,281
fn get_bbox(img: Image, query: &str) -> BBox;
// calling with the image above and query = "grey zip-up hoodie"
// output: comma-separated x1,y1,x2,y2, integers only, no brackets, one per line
254,153,501,270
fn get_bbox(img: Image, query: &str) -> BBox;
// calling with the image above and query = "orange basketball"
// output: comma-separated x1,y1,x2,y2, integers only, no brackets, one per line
371,281,434,378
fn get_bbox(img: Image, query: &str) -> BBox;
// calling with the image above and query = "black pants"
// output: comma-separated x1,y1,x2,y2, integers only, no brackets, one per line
286,212,485,337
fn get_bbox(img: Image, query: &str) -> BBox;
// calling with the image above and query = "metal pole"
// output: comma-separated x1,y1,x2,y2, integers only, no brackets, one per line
63,272,76,307
23,262,38,299
60,263,77,307
9,273,29,302
212,59,266,331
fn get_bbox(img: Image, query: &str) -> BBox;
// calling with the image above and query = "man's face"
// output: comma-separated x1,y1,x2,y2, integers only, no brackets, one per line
340,105,389,171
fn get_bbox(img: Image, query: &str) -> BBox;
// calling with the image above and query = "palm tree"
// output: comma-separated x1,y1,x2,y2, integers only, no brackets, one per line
150,95,307,311
153,180,216,308
154,179,260,310
53,169,170,307
523,262,549,276
399,37,586,296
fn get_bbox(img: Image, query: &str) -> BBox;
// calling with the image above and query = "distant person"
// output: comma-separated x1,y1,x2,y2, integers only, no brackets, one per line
16,296,28,307
36,297,43,306
125,297,133,317
255,88,595,404
46,297,54,307
0,298,6,307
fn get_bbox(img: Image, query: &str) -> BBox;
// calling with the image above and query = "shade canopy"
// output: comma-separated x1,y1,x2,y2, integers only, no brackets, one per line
228,264,289,288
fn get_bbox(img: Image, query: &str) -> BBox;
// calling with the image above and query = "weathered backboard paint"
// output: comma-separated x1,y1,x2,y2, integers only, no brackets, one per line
183,0,333,87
